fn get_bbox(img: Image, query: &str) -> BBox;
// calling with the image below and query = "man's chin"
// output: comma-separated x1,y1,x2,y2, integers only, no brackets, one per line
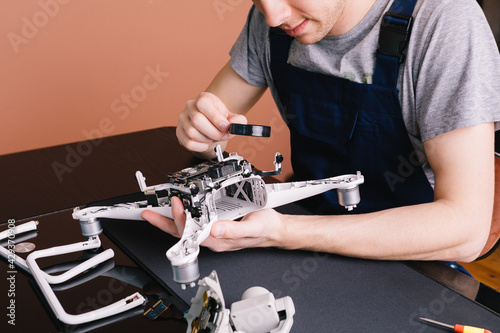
294,34,322,45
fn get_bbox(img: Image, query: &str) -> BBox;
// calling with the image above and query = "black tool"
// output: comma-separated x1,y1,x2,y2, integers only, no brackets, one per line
229,124,271,137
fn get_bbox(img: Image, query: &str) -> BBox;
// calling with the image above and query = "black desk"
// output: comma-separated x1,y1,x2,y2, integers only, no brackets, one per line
101,206,500,332
1,127,499,332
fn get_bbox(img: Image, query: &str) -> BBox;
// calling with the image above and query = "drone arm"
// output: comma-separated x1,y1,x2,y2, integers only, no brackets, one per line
73,205,173,222
264,172,364,211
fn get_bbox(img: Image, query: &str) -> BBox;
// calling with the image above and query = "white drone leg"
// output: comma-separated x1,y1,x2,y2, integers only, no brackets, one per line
26,236,146,325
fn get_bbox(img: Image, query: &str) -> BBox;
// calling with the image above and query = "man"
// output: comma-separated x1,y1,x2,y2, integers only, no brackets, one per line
143,0,500,263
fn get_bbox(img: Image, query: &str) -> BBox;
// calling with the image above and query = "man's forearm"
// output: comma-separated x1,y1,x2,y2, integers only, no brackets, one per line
279,200,491,262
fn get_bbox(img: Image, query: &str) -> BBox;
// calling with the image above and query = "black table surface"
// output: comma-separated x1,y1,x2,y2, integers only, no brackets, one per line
1,127,499,332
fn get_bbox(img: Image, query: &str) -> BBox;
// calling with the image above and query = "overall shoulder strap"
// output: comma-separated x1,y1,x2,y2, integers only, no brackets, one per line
373,0,417,87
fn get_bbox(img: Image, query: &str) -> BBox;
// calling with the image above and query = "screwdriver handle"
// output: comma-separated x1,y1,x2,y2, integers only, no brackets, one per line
454,324,492,333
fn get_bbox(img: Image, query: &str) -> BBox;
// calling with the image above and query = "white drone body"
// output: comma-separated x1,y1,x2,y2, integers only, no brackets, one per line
72,145,364,289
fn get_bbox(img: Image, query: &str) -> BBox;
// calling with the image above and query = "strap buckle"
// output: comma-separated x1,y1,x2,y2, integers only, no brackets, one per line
378,11,414,63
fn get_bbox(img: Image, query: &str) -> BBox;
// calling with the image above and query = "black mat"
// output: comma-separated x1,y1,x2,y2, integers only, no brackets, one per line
101,204,500,332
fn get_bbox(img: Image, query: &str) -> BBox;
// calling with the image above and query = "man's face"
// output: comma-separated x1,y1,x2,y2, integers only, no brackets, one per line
252,0,347,45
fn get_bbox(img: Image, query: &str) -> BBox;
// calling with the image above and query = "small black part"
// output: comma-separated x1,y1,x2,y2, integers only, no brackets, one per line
145,191,159,207
278,309,287,321
229,123,271,137
208,165,223,179
190,186,199,195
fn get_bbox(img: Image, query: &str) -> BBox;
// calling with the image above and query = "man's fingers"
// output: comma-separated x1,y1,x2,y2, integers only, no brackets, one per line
228,113,248,125
206,220,265,252
141,210,179,237
196,92,232,132
176,123,212,153
141,197,188,239
178,112,213,143
189,111,228,142
211,218,263,240
178,92,249,153
227,114,248,139
171,196,187,236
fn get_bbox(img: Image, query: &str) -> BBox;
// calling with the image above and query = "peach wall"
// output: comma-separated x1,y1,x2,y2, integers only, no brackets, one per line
0,0,292,179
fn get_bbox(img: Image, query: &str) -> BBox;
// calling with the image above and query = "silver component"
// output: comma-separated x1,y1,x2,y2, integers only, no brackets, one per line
79,218,103,237
14,242,36,253
172,258,200,287
337,186,360,211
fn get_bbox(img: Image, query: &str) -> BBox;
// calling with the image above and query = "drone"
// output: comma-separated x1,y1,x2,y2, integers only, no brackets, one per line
73,142,364,289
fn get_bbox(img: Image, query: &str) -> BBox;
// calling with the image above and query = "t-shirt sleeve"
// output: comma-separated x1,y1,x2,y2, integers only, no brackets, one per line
229,5,269,88
412,0,500,142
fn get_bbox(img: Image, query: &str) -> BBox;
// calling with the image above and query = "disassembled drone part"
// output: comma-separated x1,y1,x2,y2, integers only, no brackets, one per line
186,271,295,333
0,219,147,325
72,145,364,289
25,232,146,325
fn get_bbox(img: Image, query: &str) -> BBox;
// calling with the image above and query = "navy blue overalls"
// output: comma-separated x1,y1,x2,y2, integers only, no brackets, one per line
270,0,434,215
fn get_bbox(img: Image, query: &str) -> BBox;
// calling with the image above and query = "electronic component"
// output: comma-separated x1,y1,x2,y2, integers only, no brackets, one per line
229,123,271,137
144,299,170,320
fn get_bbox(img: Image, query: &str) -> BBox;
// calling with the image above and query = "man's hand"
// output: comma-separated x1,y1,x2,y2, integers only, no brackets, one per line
141,196,286,252
176,91,248,158
175,62,267,159
141,196,187,238
207,208,285,252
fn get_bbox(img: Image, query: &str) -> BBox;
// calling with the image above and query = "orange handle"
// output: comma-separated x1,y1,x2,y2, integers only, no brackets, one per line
454,324,492,333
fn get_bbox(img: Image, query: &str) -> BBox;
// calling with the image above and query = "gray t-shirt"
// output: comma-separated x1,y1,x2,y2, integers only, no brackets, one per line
229,0,500,186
